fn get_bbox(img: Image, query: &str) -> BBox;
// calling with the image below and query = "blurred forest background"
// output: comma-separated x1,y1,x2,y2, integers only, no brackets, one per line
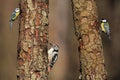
0,0,120,80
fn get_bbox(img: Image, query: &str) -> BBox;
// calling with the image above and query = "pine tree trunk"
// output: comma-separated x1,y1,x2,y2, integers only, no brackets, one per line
17,0,49,80
71,0,107,80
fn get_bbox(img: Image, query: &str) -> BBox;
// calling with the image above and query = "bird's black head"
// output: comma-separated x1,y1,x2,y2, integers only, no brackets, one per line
101,19,107,23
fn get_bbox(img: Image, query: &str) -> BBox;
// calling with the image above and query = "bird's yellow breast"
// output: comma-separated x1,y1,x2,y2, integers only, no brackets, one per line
13,12,20,20
101,23,106,33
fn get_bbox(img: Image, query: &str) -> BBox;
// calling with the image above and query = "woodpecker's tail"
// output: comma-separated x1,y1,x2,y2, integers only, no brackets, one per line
49,61,56,69
10,21,13,30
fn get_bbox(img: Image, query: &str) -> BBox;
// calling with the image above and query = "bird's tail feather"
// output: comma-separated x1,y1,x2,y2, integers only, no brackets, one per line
10,21,13,30
108,35,111,40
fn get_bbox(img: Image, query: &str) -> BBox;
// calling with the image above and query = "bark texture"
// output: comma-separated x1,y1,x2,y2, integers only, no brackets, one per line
71,0,107,80
17,0,49,80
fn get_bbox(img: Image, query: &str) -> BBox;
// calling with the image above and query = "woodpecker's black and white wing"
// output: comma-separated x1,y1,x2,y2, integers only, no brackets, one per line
49,53,58,68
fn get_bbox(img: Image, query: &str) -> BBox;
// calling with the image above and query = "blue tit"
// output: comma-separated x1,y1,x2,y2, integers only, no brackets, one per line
101,19,111,40
9,8,20,29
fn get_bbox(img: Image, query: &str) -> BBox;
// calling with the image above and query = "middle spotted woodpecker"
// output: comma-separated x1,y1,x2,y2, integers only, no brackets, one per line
47,43,59,72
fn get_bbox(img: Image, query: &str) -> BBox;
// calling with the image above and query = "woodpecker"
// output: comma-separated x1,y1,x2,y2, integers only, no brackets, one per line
47,43,59,72
9,8,20,29
100,19,111,39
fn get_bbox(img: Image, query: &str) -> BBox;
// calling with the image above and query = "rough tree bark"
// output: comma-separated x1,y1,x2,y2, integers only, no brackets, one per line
71,0,107,80
17,0,49,80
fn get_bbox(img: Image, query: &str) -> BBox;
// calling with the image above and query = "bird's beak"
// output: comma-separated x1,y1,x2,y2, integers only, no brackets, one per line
100,20,103,22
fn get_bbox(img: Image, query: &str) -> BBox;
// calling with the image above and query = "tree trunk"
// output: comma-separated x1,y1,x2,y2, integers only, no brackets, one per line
71,0,107,80
17,0,49,80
